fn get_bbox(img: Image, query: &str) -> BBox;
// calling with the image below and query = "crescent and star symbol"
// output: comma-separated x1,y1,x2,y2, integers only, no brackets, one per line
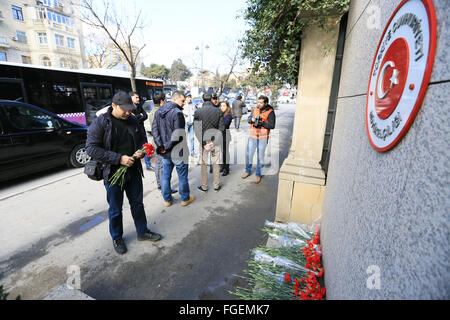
377,61,400,99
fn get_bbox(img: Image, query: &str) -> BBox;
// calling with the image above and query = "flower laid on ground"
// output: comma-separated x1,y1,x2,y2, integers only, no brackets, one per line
231,221,325,300
289,226,326,300
109,143,155,189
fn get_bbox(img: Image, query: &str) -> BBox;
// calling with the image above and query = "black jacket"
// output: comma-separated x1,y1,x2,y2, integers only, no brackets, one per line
85,107,147,181
152,101,187,159
193,101,224,147
133,101,148,123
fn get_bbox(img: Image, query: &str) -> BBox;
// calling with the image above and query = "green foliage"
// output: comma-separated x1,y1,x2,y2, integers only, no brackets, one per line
168,59,192,83
141,63,169,80
0,285,21,300
240,0,350,85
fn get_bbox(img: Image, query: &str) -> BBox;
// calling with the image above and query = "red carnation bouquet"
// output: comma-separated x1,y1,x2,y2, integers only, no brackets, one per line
109,142,155,189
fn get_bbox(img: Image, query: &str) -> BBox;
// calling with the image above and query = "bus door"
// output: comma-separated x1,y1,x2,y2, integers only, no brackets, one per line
0,78,26,102
80,83,112,125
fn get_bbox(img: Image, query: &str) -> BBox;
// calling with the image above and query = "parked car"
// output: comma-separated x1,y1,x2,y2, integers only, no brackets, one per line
0,100,89,182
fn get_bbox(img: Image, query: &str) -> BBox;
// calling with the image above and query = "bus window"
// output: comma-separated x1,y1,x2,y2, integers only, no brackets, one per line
98,86,112,107
0,80,25,102
48,70,81,114
147,89,154,100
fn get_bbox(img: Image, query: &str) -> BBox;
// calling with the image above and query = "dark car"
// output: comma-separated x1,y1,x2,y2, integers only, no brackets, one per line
0,100,89,182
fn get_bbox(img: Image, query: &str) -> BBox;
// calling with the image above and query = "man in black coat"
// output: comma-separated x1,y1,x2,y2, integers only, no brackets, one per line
86,91,162,255
194,93,224,192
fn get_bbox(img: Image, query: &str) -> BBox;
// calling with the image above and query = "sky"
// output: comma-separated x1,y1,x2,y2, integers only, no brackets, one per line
127,0,251,74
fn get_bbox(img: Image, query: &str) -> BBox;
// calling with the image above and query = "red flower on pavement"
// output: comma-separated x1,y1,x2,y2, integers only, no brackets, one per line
284,273,291,283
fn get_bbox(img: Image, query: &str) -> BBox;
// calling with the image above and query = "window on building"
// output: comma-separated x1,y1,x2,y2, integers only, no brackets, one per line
60,58,68,68
37,7,47,19
12,5,23,21
41,56,51,66
37,32,48,44
55,34,64,47
0,52,7,61
47,10,73,27
17,31,27,44
43,0,52,6
67,38,75,49
22,56,31,64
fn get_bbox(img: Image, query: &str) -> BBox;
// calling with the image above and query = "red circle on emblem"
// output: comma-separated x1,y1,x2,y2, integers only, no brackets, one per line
366,0,437,152
374,38,409,119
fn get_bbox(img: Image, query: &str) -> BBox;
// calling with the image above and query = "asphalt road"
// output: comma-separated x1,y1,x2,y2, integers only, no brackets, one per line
0,103,295,300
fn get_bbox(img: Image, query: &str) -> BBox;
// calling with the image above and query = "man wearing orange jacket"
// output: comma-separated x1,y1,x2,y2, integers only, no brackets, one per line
241,95,276,184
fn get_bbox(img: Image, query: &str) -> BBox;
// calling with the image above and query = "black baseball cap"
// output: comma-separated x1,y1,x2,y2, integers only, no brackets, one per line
211,93,218,99
112,91,135,111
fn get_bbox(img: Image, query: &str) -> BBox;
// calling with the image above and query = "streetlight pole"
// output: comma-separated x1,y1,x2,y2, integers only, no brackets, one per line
195,43,209,93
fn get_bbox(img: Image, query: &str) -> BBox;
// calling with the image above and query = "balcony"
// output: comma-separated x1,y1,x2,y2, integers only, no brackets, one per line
0,37,10,48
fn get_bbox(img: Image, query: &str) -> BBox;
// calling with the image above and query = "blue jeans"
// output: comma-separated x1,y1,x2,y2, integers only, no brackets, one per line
161,158,190,202
245,138,268,177
186,124,195,154
104,167,148,240
144,154,152,169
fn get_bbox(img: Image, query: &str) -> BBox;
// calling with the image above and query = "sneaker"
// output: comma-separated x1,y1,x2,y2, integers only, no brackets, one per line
214,185,221,192
164,199,172,207
197,185,207,192
113,238,127,255
137,231,162,242
181,195,195,206
241,172,250,179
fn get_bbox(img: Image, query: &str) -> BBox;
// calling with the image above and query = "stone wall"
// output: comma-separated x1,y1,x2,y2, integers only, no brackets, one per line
321,0,449,299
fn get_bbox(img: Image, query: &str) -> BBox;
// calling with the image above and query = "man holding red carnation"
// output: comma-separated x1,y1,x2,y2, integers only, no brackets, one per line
86,91,162,255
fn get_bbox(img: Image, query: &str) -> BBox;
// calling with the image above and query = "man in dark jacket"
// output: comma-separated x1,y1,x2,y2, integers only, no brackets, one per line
194,93,224,192
231,95,246,130
129,91,151,169
86,91,162,255
152,91,194,207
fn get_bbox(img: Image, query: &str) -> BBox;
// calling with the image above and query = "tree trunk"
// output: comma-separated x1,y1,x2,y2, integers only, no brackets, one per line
130,65,137,93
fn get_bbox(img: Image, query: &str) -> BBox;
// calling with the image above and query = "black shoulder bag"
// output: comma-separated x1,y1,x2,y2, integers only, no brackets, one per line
84,160,105,181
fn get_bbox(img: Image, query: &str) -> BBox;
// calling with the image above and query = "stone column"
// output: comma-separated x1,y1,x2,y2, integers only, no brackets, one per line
275,23,339,224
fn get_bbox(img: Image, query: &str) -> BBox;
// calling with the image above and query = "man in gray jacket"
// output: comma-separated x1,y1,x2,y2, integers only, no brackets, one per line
231,95,246,130
194,93,224,192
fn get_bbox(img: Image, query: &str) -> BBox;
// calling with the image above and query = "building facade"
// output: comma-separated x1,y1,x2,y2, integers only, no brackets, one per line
0,0,86,69
275,0,448,299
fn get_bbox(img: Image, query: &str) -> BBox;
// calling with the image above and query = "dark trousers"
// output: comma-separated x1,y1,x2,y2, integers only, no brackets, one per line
104,166,148,240
221,130,230,171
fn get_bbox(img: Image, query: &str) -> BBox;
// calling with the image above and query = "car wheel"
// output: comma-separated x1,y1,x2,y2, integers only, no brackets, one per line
69,144,90,168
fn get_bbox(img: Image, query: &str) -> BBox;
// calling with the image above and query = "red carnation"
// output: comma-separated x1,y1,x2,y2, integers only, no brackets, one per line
284,273,291,283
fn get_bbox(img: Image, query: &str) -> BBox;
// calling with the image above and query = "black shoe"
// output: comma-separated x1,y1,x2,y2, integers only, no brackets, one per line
214,185,221,192
171,189,178,194
113,238,127,254
197,185,207,192
219,165,224,173
222,169,229,176
137,231,162,242
157,186,161,190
